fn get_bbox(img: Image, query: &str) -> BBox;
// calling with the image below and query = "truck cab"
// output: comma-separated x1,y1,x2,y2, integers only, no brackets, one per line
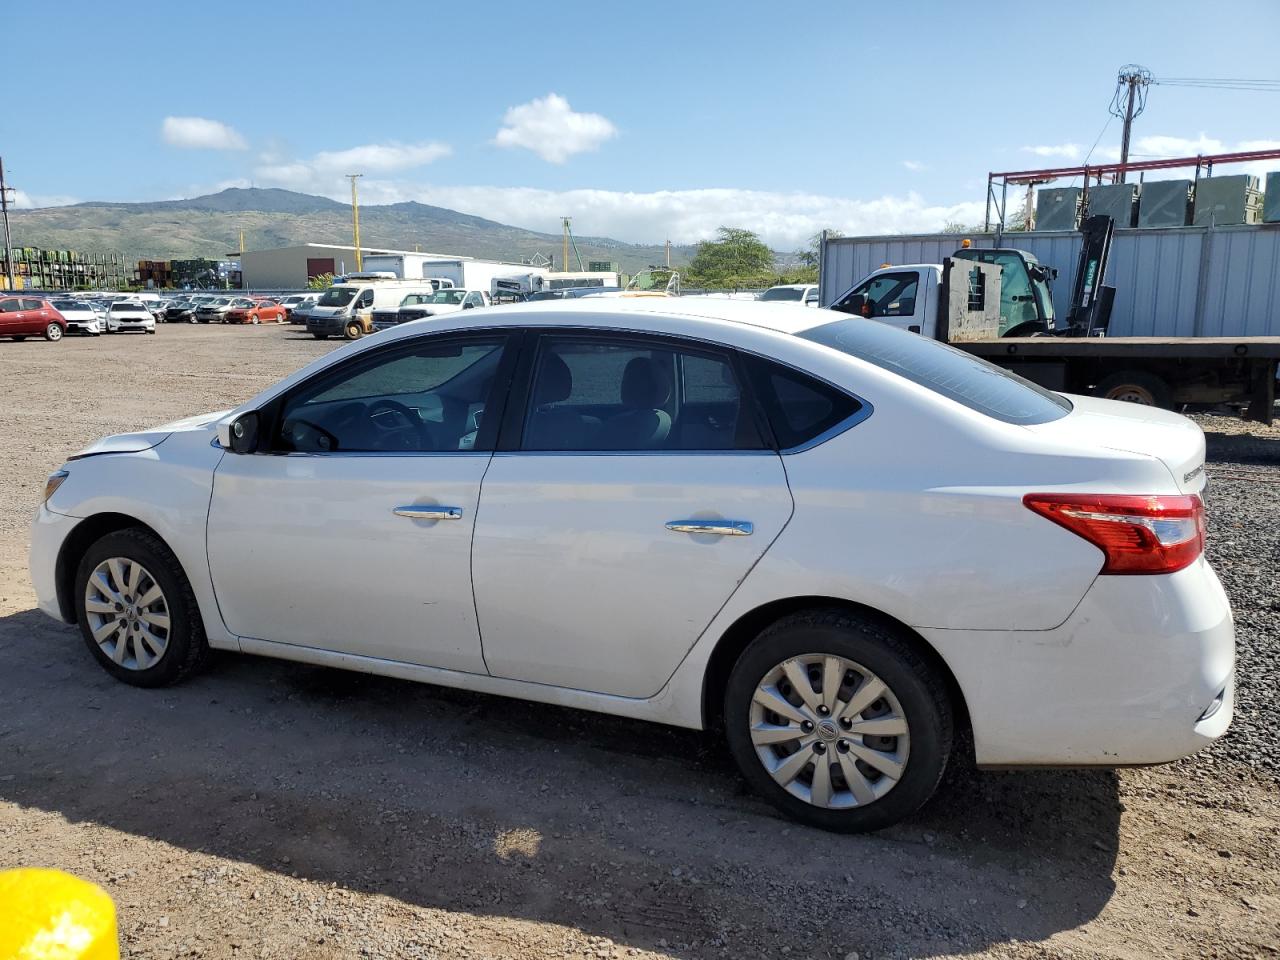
829,249,1056,339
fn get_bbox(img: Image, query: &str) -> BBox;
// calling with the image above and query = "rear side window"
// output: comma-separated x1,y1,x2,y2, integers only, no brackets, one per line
745,357,863,450
22,298,44,310
799,317,1071,425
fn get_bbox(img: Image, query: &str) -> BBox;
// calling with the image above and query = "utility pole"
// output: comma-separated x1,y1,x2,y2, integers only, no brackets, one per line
561,217,571,273
0,157,16,291
665,238,671,269
346,174,363,271
1110,65,1152,183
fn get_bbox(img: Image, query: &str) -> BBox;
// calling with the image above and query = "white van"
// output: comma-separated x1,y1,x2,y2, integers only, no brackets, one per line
306,280,437,340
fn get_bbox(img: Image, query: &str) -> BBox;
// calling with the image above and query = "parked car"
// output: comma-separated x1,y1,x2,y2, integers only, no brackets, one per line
195,298,235,323
224,298,286,325
289,297,320,325
381,288,489,328
372,290,489,331
51,299,102,336
28,299,1233,832
279,294,319,321
104,301,157,334
164,300,198,323
760,284,819,305
0,296,67,341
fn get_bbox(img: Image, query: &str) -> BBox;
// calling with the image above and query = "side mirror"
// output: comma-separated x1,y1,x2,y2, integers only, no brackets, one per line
838,293,866,317
226,412,260,454
462,301,474,310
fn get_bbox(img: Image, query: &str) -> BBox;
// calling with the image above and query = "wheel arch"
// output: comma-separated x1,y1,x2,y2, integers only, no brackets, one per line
54,512,170,622
700,596,972,744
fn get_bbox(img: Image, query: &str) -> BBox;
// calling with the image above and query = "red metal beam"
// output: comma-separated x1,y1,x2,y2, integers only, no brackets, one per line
990,148,1280,185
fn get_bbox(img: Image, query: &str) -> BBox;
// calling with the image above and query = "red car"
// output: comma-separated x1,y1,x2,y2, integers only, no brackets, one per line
224,298,286,325
0,296,67,342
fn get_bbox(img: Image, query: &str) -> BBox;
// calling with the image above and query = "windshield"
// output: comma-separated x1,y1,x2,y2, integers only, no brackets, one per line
53,300,79,310
799,317,1072,425
760,287,805,302
318,288,357,307
429,290,467,305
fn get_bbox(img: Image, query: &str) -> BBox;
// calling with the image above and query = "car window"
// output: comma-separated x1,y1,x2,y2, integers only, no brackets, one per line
22,299,44,310
521,335,764,452
745,358,863,450
276,336,508,454
760,287,804,302
356,290,374,308
799,317,1072,424
834,273,919,318
0,299,20,313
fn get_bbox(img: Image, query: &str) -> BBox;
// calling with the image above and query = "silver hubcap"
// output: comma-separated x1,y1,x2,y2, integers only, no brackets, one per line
49,325,62,340
750,655,910,809
84,557,171,670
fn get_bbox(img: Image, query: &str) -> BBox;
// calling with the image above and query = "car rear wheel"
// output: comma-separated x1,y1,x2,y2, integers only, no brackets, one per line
75,528,210,688
724,609,953,832
344,320,363,340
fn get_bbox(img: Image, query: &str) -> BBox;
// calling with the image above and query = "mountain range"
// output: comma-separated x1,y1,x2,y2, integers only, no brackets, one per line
9,188,696,274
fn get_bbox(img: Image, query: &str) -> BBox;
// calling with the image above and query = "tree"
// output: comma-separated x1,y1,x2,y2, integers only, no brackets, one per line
686,227,776,285
307,272,334,290
795,228,844,268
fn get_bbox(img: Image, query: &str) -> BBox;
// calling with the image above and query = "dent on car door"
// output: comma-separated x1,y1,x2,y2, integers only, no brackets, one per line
206,331,519,670
471,330,795,698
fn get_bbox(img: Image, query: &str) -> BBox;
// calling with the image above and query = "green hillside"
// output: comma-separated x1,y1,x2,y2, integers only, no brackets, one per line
9,188,694,276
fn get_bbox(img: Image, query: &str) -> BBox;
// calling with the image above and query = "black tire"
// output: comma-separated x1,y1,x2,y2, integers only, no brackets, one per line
1094,370,1172,408
12,335,25,342
724,609,953,833
312,333,328,340
344,320,363,340
74,528,210,688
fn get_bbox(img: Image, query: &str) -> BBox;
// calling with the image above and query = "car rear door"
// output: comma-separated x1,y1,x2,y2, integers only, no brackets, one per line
470,329,794,698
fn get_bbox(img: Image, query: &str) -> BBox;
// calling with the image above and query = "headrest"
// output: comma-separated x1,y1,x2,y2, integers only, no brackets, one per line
620,357,672,409
535,352,573,405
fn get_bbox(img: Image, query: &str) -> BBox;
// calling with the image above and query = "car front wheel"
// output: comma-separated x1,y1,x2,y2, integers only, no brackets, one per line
724,609,953,832
45,323,64,341
74,528,210,688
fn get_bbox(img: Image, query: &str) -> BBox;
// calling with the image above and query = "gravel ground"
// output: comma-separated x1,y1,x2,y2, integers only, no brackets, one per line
1,325,1278,959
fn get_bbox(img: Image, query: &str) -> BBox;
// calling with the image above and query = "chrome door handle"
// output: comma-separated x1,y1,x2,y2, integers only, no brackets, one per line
665,520,753,536
393,505,463,520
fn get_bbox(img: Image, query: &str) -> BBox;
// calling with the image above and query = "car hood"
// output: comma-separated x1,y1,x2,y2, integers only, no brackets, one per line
1024,394,1206,494
70,409,232,460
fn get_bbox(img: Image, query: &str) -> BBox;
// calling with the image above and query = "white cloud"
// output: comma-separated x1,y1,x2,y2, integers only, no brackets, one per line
493,93,617,164
902,160,926,171
262,177,985,249
253,141,452,192
1021,143,1082,160
162,116,248,151
10,190,79,209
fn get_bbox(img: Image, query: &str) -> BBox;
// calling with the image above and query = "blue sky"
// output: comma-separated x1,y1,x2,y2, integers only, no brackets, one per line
4,0,1279,247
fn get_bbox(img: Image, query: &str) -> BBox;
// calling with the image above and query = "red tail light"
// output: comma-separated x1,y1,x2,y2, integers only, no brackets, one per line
1023,493,1205,575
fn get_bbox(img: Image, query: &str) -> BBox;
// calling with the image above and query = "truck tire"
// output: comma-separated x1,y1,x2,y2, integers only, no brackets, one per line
344,320,363,340
312,333,328,340
1094,370,1172,408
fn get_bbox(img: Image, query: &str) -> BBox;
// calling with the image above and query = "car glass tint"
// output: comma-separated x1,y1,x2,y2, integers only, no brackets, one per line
799,317,1071,424
278,338,506,454
522,337,763,452
746,358,862,449
760,287,804,301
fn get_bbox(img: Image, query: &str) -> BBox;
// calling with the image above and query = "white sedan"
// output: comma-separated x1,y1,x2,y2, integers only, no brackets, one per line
28,300,1233,831
105,301,157,334
51,299,102,336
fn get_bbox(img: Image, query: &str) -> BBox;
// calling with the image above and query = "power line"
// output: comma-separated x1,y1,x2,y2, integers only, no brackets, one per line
1154,76,1280,90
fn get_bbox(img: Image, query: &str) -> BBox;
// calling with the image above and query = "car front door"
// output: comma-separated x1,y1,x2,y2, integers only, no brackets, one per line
207,331,518,671
832,271,924,334
471,330,794,698
0,297,21,335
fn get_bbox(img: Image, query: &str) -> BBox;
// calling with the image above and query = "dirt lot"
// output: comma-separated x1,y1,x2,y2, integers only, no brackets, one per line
1,323,1278,960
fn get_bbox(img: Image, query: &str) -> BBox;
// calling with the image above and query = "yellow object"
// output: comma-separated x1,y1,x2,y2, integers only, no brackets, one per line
0,869,119,959
961,238,972,248
347,173,363,271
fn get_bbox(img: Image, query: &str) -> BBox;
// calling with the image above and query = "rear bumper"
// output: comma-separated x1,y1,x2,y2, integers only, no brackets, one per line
922,559,1234,766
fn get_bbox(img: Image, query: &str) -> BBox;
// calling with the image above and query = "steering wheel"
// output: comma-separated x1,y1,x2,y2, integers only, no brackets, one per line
366,398,435,450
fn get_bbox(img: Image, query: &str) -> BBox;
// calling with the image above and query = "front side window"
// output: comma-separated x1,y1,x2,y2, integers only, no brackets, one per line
276,336,508,454
521,335,763,452
0,299,20,313
833,273,919,318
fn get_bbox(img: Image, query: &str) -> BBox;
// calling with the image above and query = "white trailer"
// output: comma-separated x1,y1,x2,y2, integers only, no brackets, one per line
359,254,548,296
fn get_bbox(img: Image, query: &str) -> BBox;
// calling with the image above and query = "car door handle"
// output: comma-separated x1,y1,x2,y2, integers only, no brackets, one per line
665,520,753,536
393,505,463,521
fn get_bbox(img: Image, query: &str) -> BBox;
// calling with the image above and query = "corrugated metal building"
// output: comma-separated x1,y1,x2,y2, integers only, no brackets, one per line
819,225,1280,337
